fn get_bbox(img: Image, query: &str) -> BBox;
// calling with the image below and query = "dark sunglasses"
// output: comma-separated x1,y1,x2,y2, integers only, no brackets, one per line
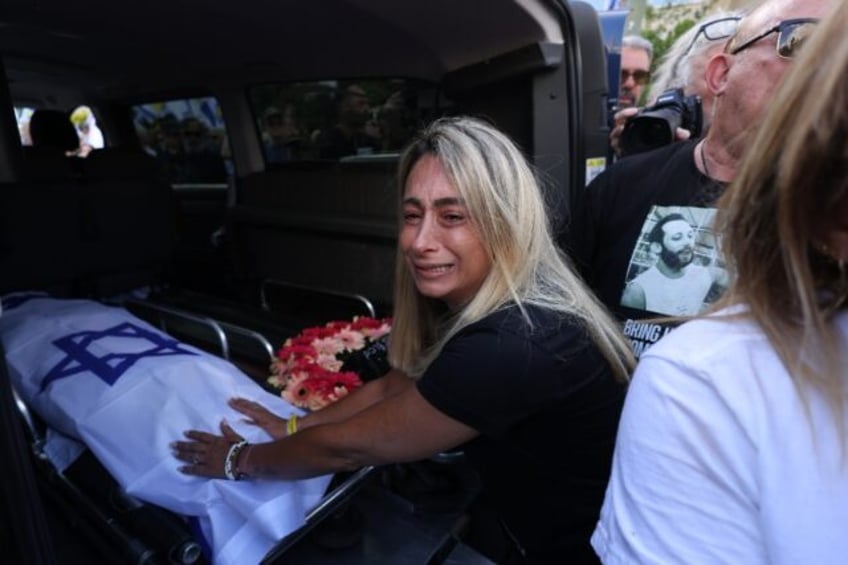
728,18,819,59
620,69,650,86
685,15,741,55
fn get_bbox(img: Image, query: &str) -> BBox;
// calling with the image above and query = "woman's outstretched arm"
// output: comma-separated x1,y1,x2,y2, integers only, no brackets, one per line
173,380,478,481
229,368,414,439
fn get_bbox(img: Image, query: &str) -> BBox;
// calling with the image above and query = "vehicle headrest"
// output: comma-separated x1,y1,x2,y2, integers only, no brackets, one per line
84,147,159,179
28,109,79,152
20,146,79,181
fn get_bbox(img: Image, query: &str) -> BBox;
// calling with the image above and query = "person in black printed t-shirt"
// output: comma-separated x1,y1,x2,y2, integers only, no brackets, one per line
173,117,635,564
564,0,831,359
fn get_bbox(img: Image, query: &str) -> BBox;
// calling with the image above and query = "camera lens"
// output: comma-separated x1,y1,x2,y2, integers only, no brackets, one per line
620,114,677,156
616,89,703,157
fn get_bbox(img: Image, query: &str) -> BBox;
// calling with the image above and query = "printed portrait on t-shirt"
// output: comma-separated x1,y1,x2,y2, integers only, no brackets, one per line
620,206,727,317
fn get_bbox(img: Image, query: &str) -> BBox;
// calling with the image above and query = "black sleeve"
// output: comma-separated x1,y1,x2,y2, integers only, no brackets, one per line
416,322,593,438
561,167,612,284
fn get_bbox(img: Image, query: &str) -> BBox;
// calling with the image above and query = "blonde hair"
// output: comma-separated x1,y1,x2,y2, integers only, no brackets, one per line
715,1,848,406
388,116,635,380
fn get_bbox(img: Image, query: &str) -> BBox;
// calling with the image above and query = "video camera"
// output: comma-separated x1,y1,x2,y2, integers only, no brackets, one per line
619,88,703,157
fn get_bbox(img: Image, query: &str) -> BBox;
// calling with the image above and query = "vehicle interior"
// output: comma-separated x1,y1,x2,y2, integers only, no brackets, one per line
0,0,611,563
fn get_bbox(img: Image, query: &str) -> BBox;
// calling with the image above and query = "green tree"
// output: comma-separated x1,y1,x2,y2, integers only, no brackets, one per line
644,18,696,74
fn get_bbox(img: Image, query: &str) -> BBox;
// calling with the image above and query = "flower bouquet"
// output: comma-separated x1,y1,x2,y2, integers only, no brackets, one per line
269,316,392,411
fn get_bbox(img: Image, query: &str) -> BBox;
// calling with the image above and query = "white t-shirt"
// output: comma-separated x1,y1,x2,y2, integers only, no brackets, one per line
592,308,848,564
628,263,713,316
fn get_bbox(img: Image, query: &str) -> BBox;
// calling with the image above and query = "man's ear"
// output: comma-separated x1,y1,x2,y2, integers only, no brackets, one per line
705,53,732,97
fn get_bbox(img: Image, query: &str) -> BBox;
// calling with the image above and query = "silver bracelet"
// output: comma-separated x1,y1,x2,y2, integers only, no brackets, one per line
223,440,249,481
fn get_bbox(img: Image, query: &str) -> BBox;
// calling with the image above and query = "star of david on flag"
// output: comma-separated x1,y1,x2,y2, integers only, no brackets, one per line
41,322,197,392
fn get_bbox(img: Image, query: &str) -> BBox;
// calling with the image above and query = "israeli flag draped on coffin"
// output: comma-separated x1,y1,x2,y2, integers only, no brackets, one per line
0,295,332,565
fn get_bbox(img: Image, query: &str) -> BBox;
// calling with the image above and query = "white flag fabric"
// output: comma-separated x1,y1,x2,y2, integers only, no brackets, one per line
0,295,332,565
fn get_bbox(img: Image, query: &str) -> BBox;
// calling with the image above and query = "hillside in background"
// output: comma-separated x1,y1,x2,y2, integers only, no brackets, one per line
643,0,728,35
631,0,756,73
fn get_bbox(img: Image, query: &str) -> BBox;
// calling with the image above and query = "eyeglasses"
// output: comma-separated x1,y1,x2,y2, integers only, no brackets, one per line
685,15,742,55
728,18,819,59
620,69,651,86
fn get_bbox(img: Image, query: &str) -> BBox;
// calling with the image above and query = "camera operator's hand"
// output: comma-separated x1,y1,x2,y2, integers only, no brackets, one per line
610,106,640,157
675,127,692,142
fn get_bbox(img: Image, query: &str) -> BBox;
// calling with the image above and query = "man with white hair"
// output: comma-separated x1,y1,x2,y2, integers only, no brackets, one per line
567,0,834,358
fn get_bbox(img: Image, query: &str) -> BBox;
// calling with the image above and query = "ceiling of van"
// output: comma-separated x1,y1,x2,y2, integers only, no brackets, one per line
0,0,563,100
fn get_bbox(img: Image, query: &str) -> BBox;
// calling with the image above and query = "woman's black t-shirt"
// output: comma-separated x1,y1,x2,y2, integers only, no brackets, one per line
417,304,626,563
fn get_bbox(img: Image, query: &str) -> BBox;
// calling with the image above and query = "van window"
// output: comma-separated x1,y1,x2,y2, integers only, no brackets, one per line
249,79,444,164
16,105,106,157
131,97,231,184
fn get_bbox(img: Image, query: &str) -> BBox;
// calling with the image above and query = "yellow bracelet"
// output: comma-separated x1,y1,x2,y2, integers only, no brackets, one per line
287,414,298,436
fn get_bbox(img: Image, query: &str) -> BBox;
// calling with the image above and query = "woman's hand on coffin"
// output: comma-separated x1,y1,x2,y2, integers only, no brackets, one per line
172,419,245,479
228,397,288,440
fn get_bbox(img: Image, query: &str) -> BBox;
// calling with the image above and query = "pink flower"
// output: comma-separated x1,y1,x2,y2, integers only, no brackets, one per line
335,328,366,351
269,316,391,411
267,373,287,389
281,370,321,409
315,353,344,372
312,336,346,356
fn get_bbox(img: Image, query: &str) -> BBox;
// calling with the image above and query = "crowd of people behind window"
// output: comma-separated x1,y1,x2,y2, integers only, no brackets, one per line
18,83,421,181
259,83,419,163
135,112,229,183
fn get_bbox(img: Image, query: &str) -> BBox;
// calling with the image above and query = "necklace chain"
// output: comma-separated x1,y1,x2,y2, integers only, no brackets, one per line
699,140,712,179
693,139,725,207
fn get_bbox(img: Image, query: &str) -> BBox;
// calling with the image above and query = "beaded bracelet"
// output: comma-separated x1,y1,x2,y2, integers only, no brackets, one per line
287,414,298,436
223,440,249,481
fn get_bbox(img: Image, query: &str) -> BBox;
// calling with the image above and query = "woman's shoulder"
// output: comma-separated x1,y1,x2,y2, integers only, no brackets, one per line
642,307,764,358
638,307,769,387
469,303,584,339
454,304,595,366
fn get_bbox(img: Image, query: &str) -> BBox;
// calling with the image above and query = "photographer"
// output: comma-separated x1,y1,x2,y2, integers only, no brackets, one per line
565,0,831,359
617,35,653,110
